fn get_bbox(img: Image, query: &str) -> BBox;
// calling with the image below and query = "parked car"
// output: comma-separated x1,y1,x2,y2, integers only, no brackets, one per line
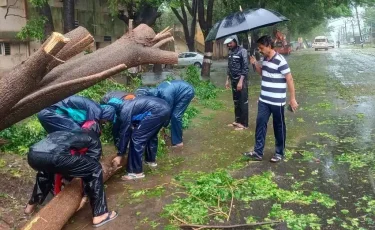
178,52,204,68
313,36,329,51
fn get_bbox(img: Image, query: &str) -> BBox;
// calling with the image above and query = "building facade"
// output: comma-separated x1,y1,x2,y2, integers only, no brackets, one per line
0,0,126,73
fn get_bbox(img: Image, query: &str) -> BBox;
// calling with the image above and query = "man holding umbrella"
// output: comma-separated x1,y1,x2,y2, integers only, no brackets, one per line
244,35,298,163
225,35,249,131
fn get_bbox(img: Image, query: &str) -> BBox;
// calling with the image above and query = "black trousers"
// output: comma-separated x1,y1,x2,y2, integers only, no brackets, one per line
28,151,108,217
254,101,286,156
231,79,249,127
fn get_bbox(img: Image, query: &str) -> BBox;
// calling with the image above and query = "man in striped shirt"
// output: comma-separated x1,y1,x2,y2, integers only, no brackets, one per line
244,35,298,163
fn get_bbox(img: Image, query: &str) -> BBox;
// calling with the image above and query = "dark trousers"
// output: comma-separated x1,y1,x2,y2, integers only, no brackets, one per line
254,101,286,156
127,111,170,174
231,79,249,127
28,152,108,217
171,91,195,145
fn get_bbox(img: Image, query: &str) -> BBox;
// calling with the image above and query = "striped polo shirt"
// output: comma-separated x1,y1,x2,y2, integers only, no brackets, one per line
259,53,291,106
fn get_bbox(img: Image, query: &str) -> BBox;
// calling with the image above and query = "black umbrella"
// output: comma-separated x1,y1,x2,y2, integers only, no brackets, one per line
206,8,289,42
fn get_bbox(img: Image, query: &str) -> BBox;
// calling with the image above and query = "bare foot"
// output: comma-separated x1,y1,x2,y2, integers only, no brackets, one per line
24,204,36,215
93,211,118,226
234,124,248,131
76,196,88,212
172,143,183,148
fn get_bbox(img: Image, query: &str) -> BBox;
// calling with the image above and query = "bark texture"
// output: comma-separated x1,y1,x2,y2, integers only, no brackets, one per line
21,154,127,230
0,24,176,132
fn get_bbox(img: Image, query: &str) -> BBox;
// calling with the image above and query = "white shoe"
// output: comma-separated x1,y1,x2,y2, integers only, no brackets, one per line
145,161,157,167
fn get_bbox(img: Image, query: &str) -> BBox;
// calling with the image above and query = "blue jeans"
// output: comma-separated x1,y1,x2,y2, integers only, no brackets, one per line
254,101,286,156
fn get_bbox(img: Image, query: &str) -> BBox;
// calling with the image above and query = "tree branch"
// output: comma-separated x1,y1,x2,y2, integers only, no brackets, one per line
180,221,282,229
184,0,193,16
197,0,206,31
171,7,185,25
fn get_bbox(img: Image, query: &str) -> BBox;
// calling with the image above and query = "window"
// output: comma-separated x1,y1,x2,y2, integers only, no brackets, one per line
185,53,197,58
104,36,112,42
315,39,327,43
0,43,11,56
74,20,79,28
178,53,186,58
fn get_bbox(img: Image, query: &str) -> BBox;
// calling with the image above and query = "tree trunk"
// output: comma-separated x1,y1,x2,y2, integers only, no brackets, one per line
21,154,127,230
153,64,163,73
201,41,213,80
171,0,197,52
63,0,75,33
197,0,214,79
37,2,54,40
0,24,177,132
355,5,363,41
0,33,69,122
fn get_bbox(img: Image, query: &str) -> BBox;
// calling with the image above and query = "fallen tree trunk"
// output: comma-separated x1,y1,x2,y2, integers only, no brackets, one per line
22,154,126,230
0,32,69,120
0,24,176,132
46,26,94,72
0,65,127,131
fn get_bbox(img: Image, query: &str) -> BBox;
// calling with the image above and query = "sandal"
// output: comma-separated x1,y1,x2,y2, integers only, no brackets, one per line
92,211,118,228
270,154,284,163
234,126,248,131
121,173,145,181
243,151,263,161
227,122,239,127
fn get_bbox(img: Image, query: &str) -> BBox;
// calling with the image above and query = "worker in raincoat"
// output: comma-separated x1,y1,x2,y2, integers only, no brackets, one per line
100,91,136,144
135,80,195,147
111,96,171,180
37,95,116,134
24,123,118,227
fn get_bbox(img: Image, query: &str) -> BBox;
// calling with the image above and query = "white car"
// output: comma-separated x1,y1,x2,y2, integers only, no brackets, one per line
313,36,329,51
178,52,204,68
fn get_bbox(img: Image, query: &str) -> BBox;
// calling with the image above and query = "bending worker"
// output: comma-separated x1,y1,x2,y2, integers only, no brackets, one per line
24,124,118,227
111,96,170,180
37,95,116,134
135,80,195,147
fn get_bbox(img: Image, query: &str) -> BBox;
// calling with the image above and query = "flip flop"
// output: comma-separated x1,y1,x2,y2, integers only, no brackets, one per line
227,122,239,127
234,126,248,131
121,173,145,181
92,211,118,228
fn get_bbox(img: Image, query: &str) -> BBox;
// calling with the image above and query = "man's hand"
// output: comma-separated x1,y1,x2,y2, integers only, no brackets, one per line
225,79,230,89
289,98,299,112
112,156,123,168
237,80,243,91
250,56,257,65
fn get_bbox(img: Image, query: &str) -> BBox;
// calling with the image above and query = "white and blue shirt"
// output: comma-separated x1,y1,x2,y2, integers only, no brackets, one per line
260,53,291,106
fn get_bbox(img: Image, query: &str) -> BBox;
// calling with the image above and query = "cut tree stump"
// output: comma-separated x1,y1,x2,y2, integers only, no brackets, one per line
22,154,127,230
0,32,69,121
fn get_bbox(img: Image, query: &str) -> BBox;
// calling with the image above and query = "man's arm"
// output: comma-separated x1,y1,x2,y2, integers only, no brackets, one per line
250,56,262,75
285,73,298,111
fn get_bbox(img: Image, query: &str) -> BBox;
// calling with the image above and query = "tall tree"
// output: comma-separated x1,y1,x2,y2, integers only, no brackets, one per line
197,0,214,79
170,0,198,51
108,0,162,27
63,0,75,33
